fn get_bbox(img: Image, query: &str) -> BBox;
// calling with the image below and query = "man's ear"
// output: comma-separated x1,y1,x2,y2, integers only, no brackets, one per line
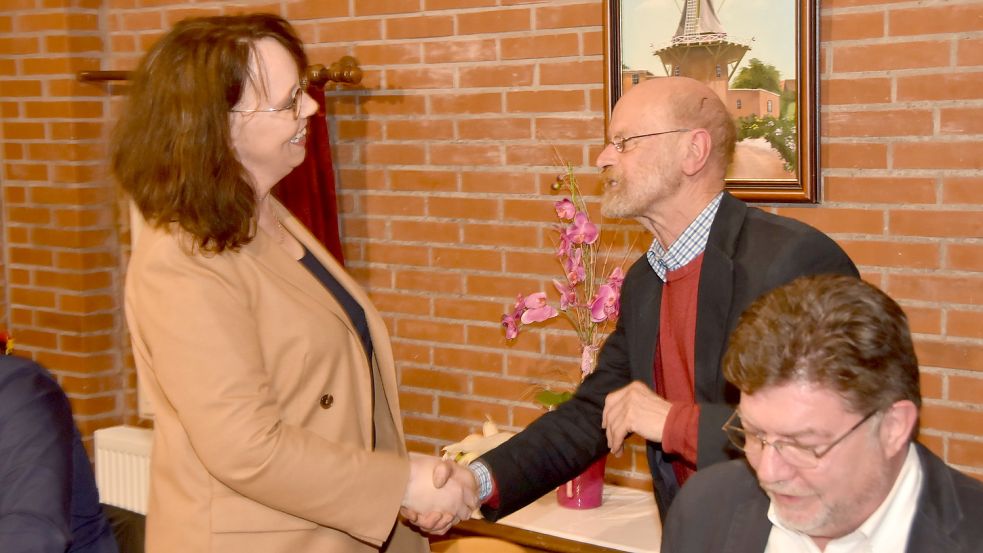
680,128,712,176
879,400,918,456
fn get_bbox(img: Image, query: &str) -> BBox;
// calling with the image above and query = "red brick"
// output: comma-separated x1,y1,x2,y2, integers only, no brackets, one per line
45,35,102,53
950,439,983,468
386,119,454,140
903,305,942,335
894,142,983,170
363,242,429,266
363,143,426,165
948,310,983,340
285,1,348,19
540,60,605,85
0,36,40,55
535,2,599,29
502,33,579,60
897,72,983,102
5,163,48,181
360,193,426,217
506,144,585,167
824,176,936,204
17,12,98,32
399,390,436,415
439,396,509,423
473,375,533,401
921,404,983,435
458,8,531,34
386,67,455,89
460,64,534,88
536,117,604,140
355,42,420,65
395,269,464,295
919,371,943,400
508,90,585,113
947,244,983,272
941,107,983,135
423,39,497,63
457,118,529,140
460,170,539,194
889,273,983,306
957,37,983,66
432,247,501,272
430,144,502,165
822,142,888,170
428,196,500,219
402,415,471,443
916,340,983,373
0,79,42,96
400,368,468,393
425,0,497,9
391,220,461,244
367,290,431,316
466,273,543,298
833,41,949,72
889,210,983,238
890,3,983,35
360,94,426,116
68,395,118,417
10,287,57,308
949,375,983,404
387,15,454,40
821,11,884,41
839,240,939,269
431,92,502,114
8,206,51,224
463,223,541,248
775,207,884,235
8,247,53,266
824,109,933,137
821,77,892,105
390,170,458,192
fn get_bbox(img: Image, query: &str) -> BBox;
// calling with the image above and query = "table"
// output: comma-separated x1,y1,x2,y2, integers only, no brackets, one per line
445,485,661,552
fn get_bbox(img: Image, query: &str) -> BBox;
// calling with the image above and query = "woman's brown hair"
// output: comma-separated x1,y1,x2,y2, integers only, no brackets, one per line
112,14,308,253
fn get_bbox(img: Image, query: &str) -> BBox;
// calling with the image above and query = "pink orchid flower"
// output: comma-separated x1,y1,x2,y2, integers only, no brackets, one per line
589,283,621,323
554,226,573,258
554,198,576,220
501,294,525,339
552,279,577,310
520,292,558,324
606,266,625,290
564,248,585,285
566,212,599,245
580,344,599,377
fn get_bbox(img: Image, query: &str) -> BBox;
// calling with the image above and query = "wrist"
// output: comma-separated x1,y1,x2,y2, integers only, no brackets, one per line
468,460,493,502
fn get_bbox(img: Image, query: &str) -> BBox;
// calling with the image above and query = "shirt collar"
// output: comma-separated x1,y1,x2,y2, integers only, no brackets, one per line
646,192,723,282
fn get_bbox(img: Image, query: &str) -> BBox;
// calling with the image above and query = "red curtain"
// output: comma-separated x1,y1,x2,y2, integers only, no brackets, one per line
274,84,345,265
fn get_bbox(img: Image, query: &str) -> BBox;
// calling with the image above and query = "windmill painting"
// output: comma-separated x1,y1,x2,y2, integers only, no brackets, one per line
608,0,818,202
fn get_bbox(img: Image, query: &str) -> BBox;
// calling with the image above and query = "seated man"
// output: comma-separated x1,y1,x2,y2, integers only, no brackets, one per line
662,275,983,553
0,355,118,553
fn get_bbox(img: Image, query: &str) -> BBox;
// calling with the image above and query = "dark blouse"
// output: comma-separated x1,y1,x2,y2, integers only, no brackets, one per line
299,247,373,363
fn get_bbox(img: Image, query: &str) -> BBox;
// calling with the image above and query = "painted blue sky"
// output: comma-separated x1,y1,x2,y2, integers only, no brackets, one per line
620,0,797,81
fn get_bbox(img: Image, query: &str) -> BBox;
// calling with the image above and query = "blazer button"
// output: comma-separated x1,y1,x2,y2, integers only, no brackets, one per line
319,394,334,409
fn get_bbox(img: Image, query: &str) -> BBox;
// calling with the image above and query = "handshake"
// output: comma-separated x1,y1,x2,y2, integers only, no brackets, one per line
400,420,515,534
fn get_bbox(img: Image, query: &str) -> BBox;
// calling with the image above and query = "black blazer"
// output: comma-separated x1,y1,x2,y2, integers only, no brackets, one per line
479,192,859,521
661,443,983,553
0,356,118,553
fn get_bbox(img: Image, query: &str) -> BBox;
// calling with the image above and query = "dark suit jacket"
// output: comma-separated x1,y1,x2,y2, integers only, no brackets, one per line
0,355,118,553
479,192,859,521
661,443,983,553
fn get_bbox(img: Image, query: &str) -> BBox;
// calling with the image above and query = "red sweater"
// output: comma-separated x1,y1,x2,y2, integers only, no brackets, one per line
654,252,703,487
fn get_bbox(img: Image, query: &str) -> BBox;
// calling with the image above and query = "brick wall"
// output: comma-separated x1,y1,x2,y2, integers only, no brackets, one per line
1,0,979,482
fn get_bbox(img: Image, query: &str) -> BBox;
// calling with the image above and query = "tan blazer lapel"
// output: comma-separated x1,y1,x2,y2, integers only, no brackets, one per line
272,200,407,450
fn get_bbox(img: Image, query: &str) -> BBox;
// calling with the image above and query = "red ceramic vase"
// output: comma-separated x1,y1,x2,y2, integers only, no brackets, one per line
556,456,606,509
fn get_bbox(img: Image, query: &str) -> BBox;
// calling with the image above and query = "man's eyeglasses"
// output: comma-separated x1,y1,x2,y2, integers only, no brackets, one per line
230,80,307,120
607,128,690,153
722,409,878,469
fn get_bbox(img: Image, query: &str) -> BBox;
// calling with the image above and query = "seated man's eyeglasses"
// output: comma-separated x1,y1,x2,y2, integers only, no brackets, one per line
230,80,307,120
608,129,690,153
722,409,878,469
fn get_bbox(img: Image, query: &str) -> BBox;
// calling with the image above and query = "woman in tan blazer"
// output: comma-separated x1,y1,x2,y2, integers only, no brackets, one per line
112,14,474,553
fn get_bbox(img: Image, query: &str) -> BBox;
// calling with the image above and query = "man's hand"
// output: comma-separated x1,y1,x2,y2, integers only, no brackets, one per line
602,381,671,455
401,453,477,535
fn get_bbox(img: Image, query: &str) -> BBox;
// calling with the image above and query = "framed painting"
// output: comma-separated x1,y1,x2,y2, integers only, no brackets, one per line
605,0,819,203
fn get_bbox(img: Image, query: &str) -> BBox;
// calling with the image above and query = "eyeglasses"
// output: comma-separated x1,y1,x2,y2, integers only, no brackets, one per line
722,409,878,469
607,129,690,153
230,80,307,120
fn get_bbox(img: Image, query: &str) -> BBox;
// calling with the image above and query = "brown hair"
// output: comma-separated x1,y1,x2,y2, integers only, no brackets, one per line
723,274,921,415
112,14,307,253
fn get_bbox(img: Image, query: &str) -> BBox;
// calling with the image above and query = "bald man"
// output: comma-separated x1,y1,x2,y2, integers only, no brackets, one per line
458,77,859,522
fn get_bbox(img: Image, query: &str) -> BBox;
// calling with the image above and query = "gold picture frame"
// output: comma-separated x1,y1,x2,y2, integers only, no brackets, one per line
605,0,818,203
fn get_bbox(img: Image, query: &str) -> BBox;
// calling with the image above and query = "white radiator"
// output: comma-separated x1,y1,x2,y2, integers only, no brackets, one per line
94,425,153,515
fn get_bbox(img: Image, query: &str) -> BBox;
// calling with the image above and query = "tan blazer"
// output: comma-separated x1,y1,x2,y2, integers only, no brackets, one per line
125,201,429,553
